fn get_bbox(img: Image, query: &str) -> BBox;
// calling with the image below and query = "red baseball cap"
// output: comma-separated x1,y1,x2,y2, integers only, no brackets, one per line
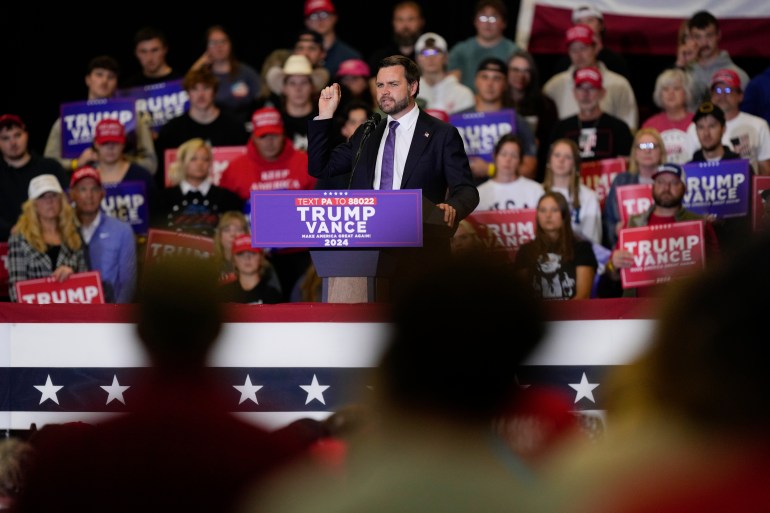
251,107,284,137
336,59,370,78
69,166,102,188
304,0,335,17
574,66,603,89
232,234,264,255
94,118,126,145
711,68,741,89
566,24,595,47
0,114,26,131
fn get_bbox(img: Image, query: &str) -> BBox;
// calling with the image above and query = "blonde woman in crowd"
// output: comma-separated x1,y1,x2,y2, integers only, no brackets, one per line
641,68,696,164
155,138,243,237
7,175,87,302
213,210,250,283
602,128,667,249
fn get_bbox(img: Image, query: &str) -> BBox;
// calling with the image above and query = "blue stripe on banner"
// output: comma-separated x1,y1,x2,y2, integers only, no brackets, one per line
3,365,617,413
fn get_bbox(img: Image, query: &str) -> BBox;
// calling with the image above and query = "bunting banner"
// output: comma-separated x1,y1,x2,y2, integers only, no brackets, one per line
0,300,657,432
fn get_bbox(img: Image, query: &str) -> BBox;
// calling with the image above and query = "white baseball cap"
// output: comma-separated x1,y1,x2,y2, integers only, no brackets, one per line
28,174,64,199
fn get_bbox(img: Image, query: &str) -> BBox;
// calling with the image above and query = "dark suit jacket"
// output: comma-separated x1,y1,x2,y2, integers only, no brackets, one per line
307,108,479,226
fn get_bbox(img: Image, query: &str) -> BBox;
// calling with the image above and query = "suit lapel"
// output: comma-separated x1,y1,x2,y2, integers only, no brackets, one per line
402,111,432,186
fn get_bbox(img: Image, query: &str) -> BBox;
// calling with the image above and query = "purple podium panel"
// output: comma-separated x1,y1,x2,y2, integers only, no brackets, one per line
250,189,423,249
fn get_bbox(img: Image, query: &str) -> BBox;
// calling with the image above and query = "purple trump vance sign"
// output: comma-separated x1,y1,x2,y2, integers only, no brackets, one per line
250,190,423,248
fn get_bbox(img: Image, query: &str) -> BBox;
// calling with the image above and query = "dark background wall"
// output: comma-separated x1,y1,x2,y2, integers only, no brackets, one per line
2,1,765,154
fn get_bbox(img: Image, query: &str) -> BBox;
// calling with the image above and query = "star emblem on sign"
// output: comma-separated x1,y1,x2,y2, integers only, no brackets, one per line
300,374,330,405
568,372,599,404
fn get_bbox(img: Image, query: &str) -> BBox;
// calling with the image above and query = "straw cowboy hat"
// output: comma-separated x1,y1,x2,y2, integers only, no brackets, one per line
265,54,329,95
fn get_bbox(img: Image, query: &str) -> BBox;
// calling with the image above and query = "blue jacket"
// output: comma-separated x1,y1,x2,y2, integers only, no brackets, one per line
86,213,137,303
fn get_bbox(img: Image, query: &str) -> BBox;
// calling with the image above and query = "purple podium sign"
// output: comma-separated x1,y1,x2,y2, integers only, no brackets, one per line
250,189,423,248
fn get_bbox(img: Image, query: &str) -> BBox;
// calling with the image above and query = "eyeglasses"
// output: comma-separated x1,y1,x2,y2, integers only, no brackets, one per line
419,48,442,57
477,15,498,23
307,11,331,21
712,86,735,95
637,142,659,151
509,67,531,74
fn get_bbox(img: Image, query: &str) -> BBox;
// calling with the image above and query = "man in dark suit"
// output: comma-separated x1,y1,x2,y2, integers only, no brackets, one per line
308,55,479,242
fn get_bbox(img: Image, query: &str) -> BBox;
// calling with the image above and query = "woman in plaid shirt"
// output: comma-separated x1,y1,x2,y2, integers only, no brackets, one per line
7,175,87,302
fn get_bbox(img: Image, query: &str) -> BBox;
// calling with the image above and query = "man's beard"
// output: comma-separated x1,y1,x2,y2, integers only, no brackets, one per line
379,95,410,115
653,191,683,209
394,31,419,48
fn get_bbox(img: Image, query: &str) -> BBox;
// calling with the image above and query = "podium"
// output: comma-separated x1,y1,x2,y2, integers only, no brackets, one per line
310,248,397,302
249,189,452,303
310,196,453,303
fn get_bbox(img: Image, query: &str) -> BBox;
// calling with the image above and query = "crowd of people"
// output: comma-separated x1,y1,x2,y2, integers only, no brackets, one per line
2,1,770,305
2,2,770,510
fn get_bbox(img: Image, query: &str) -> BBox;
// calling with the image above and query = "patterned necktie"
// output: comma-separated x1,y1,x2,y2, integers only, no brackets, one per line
380,120,399,190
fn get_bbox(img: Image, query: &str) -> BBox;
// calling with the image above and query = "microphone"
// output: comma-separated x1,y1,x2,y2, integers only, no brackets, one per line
361,113,382,136
348,113,382,189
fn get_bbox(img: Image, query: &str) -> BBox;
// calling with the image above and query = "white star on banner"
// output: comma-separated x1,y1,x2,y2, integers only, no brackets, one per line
234,375,263,404
568,372,599,404
100,375,130,405
34,375,63,405
300,374,330,405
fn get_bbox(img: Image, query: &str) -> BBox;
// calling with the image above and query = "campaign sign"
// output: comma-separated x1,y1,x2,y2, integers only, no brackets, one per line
449,109,516,162
682,159,751,218
60,98,137,158
250,190,423,248
580,157,626,209
164,146,247,187
15,271,105,305
465,209,536,259
102,181,149,236
616,183,653,227
116,80,189,133
0,243,8,299
618,221,705,289
752,175,770,231
144,229,216,268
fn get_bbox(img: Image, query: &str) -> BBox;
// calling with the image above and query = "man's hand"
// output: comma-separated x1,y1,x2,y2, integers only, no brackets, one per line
318,83,342,120
609,249,634,272
436,203,457,228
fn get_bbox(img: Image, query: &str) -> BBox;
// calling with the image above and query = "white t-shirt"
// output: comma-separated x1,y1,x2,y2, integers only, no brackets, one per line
550,184,603,246
418,75,475,114
475,177,544,211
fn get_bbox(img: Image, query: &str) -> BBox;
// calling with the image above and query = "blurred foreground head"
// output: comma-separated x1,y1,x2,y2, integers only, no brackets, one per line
135,255,222,369
619,231,770,432
379,252,546,422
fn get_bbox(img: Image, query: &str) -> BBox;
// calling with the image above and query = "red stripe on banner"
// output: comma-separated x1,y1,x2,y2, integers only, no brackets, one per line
0,298,659,324
528,5,770,57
